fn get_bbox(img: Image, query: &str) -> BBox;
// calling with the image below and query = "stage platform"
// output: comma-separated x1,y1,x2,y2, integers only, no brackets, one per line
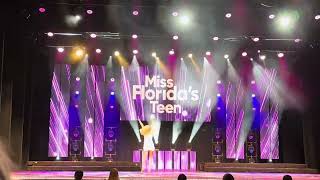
12,171,320,180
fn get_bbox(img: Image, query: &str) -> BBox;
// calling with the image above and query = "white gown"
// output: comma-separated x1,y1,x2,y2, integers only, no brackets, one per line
143,134,155,151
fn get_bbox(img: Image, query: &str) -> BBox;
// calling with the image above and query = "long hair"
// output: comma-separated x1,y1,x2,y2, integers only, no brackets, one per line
108,168,120,180
0,139,13,180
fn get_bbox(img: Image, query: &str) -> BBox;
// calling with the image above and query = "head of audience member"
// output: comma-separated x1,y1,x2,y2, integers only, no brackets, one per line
177,173,187,180
223,173,234,180
108,168,120,180
74,170,83,180
0,140,12,180
283,175,293,180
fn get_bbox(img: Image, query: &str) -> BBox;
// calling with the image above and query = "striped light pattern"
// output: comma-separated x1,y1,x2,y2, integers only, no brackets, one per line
49,64,71,157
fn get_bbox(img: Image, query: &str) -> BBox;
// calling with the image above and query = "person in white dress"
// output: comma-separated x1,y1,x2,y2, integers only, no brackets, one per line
138,117,155,172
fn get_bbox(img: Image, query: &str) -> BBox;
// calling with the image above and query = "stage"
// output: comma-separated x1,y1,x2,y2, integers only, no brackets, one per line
11,171,320,180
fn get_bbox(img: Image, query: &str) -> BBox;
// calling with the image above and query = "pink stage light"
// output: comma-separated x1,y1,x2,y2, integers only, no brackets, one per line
225,13,232,18
173,35,178,40
172,12,179,17
88,118,93,124
133,50,138,54
253,37,260,42
132,10,139,16
251,80,256,84
269,14,275,19
132,34,138,39
217,93,221,97
90,33,97,38
252,94,256,98
95,48,101,53
86,9,93,15
110,78,115,82
39,7,46,13
75,91,79,95
278,52,284,58
217,80,221,84
182,110,188,117
76,77,80,81
169,50,175,55
206,51,211,56
213,36,219,41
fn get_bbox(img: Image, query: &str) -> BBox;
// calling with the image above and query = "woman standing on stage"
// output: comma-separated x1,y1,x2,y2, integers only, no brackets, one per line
138,116,156,172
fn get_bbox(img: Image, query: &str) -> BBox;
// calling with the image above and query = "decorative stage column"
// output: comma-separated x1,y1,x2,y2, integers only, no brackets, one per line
49,64,71,158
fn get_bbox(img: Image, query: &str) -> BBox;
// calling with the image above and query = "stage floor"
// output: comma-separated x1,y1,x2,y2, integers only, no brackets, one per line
12,171,320,180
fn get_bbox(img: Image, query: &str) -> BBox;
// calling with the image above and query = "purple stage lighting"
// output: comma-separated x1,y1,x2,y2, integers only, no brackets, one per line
57,47,64,53
252,94,256,98
110,77,115,82
217,80,221,84
242,52,247,57
315,15,320,20
172,12,179,16
47,32,54,37
95,48,101,54
132,10,139,16
225,13,232,18
251,80,256,84
169,50,175,55
173,35,179,40
86,9,93,15
182,110,188,117
88,118,93,124
217,93,221,97
75,91,79,95
110,91,115,95
39,7,46,13
90,33,97,38
76,77,80,81
110,105,114,109
206,51,211,56
132,34,138,39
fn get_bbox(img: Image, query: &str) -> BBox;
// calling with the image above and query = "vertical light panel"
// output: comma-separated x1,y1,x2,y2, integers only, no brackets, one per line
164,151,173,171
189,151,197,171
49,64,70,157
259,69,279,159
180,151,189,170
152,151,157,171
157,151,164,171
84,65,106,157
173,151,180,171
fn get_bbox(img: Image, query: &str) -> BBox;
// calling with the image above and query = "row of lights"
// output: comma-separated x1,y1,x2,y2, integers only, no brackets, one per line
39,6,320,21
47,32,301,44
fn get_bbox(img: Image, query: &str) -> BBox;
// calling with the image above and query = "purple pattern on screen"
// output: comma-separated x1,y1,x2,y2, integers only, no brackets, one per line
173,151,181,170
165,151,173,170
158,151,165,171
132,150,141,163
49,64,70,157
180,151,189,170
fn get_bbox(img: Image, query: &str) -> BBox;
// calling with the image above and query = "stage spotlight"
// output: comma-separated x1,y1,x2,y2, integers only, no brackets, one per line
132,10,139,16
180,58,184,61
90,33,97,38
252,94,256,98
110,91,115,95
252,107,256,111
75,91,79,95
259,55,266,60
268,159,273,163
76,77,80,81
173,35,179,40
75,105,79,108
169,50,175,55
276,11,299,32
88,118,93,124
269,14,275,19
179,15,190,25
133,49,138,54
56,156,60,160
75,15,81,20
91,156,94,160
132,34,138,39
213,36,219,41
57,47,64,53
217,93,221,97
258,50,261,53
253,37,260,42
315,15,320,20
217,80,221,84
225,13,232,18
172,12,179,17
182,110,188,117
224,54,229,59
39,7,46,13
114,51,120,56
242,52,247,57
294,38,301,43
152,52,157,57
206,99,212,107
206,51,211,56
110,78,115,82
251,80,256,84
110,105,114,109
75,49,84,57
86,9,93,15
95,48,101,54
250,58,254,61
278,52,284,58
47,32,54,37
188,54,193,58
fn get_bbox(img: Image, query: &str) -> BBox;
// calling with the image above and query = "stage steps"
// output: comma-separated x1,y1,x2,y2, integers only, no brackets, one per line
27,161,141,171
200,163,319,174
